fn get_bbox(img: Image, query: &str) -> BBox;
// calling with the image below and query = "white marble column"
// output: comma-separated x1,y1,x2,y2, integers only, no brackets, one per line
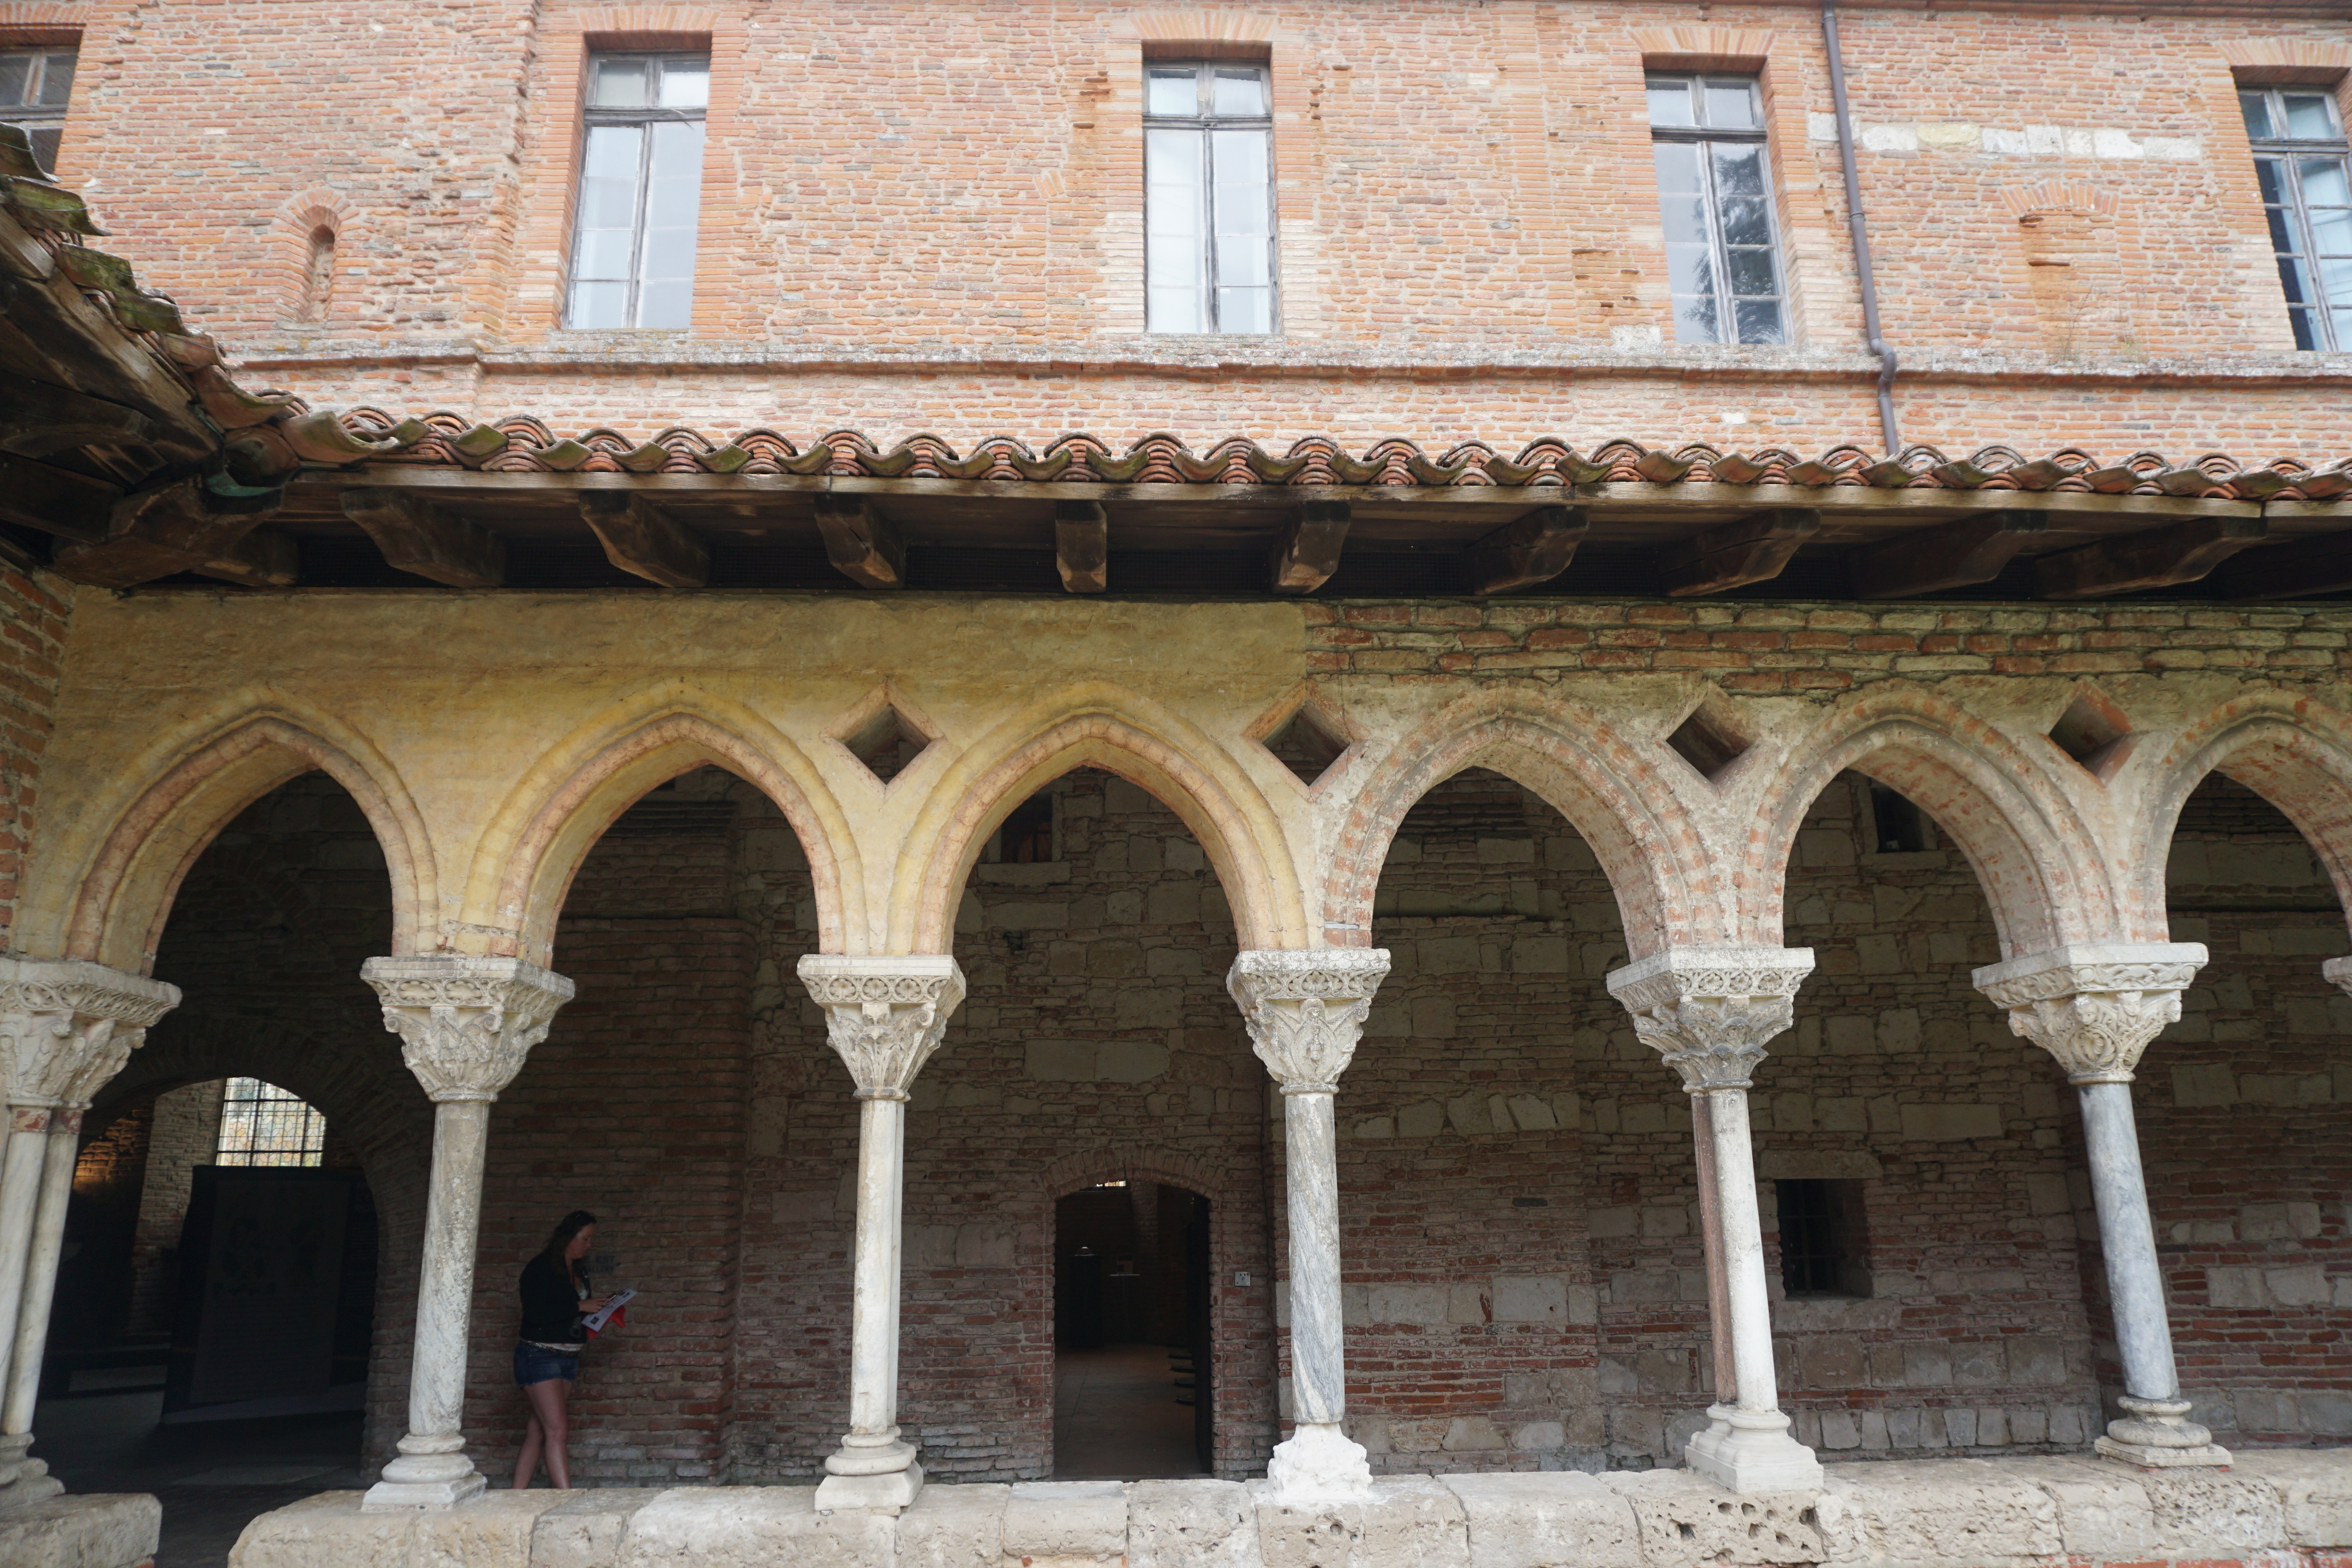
797,954,965,1515
360,956,573,1512
1607,945,1822,1493
0,957,178,1509
1227,948,1389,1505
1975,941,2228,1469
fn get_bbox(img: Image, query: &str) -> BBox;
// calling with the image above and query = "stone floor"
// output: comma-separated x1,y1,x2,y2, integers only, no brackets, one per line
29,1387,364,1567
1053,1343,1205,1482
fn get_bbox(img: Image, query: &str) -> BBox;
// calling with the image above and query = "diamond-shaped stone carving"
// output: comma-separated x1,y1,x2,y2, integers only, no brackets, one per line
1665,690,1752,781
1251,691,1357,789
2047,686,2133,780
829,690,940,786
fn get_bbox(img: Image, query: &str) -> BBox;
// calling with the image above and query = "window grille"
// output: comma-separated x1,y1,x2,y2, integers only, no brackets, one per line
1646,73,1788,345
2241,86,2351,351
0,48,75,176
215,1078,328,1168
1775,1178,1870,1298
566,52,709,330
1144,61,1276,334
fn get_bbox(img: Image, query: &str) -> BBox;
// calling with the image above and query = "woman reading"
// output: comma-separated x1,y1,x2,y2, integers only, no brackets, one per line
510,1209,610,1489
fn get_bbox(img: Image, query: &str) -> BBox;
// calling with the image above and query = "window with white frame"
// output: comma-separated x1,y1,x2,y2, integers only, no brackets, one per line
2240,85,2351,352
215,1078,328,1168
1144,60,1275,334
1646,73,1788,345
0,47,75,177
565,52,709,330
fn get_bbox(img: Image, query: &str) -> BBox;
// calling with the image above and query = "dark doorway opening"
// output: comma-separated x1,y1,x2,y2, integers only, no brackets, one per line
1052,1181,1211,1479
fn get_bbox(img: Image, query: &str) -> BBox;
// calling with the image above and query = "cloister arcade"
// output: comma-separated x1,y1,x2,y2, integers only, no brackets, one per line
4,589,2348,1523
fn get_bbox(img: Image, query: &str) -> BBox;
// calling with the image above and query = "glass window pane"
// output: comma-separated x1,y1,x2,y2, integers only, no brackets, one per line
2280,255,2314,304
2284,93,2338,139
2331,305,2352,347
1718,195,1772,246
1147,126,1201,193
2300,158,2351,209
27,124,59,174
1217,233,1269,287
1646,78,1693,128
2313,208,2352,254
1147,233,1200,280
1735,298,1785,344
641,226,699,285
1658,193,1708,244
574,229,635,280
637,278,693,329
2240,90,2276,141
1673,293,1722,345
2288,306,2318,350
1148,286,1203,333
644,121,704,226
1212,128,1269,238
567,279,629,329
578,125,643,228
1713,143,1766,198
1666,242,1715,297
1651,141,1702,193
2270,206,2301,255
38,54,72,107
1217,286,1271,333
0,56,29,106
658,59,709,109
1726,246,1778,296
2318,254,2352,294
1147,68,1198,117
593,57,649,108
2256,156,2287,204
1703,78,1757,129
1211,69,1264,117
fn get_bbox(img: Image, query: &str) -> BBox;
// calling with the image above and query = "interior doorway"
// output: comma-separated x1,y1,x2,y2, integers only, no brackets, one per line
1052,1181,1211,1479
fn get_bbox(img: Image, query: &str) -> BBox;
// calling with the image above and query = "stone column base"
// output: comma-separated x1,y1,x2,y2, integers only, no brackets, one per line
1265,1422,1374,1506
814,1460,923,1514
362,1472,487,1512
0,1457,64,1511
2095,1396,2232,1469
1683,1405,1824,1492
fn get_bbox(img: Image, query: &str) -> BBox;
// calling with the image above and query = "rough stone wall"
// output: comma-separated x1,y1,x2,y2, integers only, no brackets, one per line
0,563,68,954
58,1095,154,1351
38,1,2347,452
123,1081,223,1337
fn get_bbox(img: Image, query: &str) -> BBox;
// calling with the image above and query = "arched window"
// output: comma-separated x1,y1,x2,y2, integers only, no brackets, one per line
215,1078,327,1167
299,225,335,322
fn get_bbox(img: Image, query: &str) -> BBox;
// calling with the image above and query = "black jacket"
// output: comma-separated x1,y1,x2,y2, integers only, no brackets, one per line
519,1254,587,1345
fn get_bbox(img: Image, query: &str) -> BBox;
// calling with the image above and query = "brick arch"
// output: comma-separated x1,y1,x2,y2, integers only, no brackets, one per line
1745,692,2110,957
1125,9,1277,48
1043,1144,1235,1204
273,186,348,323
2218,38,2352,83
2133,694,2352,944
1322,690,1724,961
88,1014,433,1473
898,691,1304,954
470,696,857,964
59,707,434,975
2000,180,2118,221
1634,25,1775,71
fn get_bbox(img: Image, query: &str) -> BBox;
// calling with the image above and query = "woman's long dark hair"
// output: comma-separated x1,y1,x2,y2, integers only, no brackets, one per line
537,1209,597,1283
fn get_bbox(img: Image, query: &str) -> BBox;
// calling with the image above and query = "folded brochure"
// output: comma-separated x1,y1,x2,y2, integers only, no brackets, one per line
583,1288,635,1335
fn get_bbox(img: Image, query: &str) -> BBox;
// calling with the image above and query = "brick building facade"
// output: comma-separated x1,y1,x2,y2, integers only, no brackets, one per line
1,2,2350,1566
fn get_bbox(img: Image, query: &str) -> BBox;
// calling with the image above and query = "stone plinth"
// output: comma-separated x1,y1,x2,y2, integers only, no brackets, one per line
0,1493,159,1568
226,1449,2352,1568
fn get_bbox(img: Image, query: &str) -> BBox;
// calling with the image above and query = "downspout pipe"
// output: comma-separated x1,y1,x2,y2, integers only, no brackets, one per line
1822,0,1901,456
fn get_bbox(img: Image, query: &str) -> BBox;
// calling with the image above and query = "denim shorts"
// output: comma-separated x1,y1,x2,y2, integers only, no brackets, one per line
513,1342,580,1388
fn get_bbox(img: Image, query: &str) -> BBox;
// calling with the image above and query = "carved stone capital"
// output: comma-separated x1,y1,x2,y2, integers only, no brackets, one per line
1973,943,2206,1084
1227,949,1391,1093
361,956,575,1103
0,957,179,1109
798,955,966,1101
2323,955,2352,998
1605,947,1814,1092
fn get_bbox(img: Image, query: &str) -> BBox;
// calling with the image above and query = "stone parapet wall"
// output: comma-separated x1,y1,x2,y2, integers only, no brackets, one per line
225,1449,2352,1568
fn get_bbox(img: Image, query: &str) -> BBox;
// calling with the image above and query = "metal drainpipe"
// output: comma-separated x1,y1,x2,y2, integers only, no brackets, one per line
1823,0,1902,456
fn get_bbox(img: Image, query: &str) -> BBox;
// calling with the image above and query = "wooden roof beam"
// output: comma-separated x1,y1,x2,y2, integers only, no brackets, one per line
0,451,118,543
1465,505,1587,594
2034,516,2270,600
1273,501,1350,594
342,487,506,587
0,376,156,459
814,493,904,589
51,481,295,589
1661,508,1820,597
1852,511,2047,599
579,491,708,587
1055,499,1107,593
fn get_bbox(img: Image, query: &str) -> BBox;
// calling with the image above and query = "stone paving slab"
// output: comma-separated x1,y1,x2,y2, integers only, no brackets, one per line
213,1449,2352,1568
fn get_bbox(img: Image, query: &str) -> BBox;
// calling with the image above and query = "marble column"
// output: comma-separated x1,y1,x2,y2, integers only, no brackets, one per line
1975,941,2228,1469
1227,948,1389,1505
796,954,965,1515
1606,945,1822,1493
0,957,178,1509
360,956,574,1512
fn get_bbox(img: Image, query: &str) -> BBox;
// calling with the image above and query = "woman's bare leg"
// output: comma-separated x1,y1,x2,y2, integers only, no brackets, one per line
512,1409,545,1490
524,1378,573,1488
